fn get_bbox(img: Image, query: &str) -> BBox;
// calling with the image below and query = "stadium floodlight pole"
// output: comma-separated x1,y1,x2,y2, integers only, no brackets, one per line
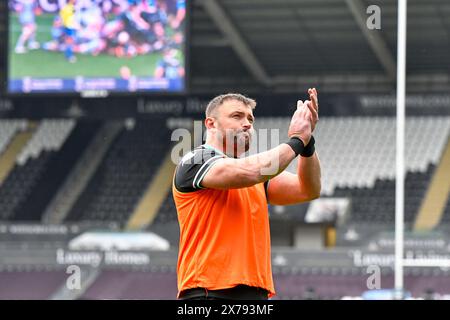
395,0,407,300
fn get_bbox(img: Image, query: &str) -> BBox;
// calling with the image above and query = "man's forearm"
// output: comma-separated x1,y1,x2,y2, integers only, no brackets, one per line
237,143,297,182
202,143,297,190
297,152,321,198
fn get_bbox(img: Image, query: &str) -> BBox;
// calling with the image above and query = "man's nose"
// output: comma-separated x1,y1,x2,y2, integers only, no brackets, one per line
242,119,252,130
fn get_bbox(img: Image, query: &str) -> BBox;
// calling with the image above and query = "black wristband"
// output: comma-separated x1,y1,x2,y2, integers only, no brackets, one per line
285,137,305,157
300,135,315,157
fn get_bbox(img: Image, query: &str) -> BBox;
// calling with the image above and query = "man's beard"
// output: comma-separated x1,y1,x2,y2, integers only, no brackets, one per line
221,130,252,158
235,131,251,151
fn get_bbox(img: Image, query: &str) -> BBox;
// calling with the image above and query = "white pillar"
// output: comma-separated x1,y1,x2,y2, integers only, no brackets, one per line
395,0,408,299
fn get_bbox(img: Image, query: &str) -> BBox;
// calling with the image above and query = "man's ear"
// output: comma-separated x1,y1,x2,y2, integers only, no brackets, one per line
205,117,215,129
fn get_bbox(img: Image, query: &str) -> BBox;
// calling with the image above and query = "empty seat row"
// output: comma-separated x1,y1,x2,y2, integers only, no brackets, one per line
253,116,449,195
0,120,28,156
16,119,75,166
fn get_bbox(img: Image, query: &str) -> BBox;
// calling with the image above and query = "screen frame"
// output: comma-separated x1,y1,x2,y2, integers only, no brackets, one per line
4,0,191,98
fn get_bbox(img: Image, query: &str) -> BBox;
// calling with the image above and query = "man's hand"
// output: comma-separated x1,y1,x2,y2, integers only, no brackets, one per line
288,88,319,145
288,100,312,145
306,88,319,132
266,88,321,205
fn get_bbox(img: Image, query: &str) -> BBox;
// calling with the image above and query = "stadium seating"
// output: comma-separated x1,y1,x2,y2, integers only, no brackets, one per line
3,116,445,226
0,119,79,221
0,120,27,156
65,118,171,224
152,116,450,231
13,120,101,221
253,117,450,194
333,164,436,223
16,119,75,166
152,192,177,224
256,117,449,224
0,152,52,220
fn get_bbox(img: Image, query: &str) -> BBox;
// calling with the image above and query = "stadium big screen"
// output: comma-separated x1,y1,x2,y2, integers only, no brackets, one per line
7,0,187,94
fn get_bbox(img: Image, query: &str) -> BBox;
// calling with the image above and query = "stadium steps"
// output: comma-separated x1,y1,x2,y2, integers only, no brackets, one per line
126,152,176,230
0,121,36,186
414,136,450,231
42,121,124,224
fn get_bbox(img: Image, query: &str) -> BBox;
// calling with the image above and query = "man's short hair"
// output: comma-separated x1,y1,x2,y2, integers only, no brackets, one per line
205,93,256,118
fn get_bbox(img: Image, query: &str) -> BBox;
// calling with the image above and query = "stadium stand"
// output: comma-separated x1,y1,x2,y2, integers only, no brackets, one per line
13,120,101,221
1,118,447,229
42,121,123,224
257,117,449,224
152,116,450,236
152,193,177,225
0,152,52,220
0,120,30,185
0,119,80,221
15,119,76,166
254,117,450,194
0,120,27,156
333,164,436,223
65,118,171,224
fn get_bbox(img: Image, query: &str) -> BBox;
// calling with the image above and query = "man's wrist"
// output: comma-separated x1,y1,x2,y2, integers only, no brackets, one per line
300,135,315,157
285,137,305,157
